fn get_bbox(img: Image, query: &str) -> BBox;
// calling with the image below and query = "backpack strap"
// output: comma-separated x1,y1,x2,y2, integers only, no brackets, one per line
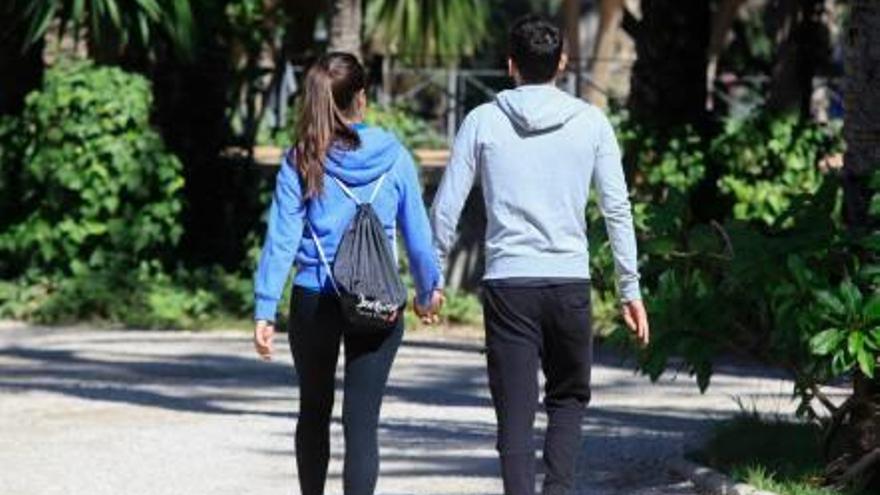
308,223,341,296
331,172,388,205
368,172,387,204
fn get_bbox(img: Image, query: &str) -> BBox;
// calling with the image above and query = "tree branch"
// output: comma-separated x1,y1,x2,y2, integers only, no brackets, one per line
834,448,880,489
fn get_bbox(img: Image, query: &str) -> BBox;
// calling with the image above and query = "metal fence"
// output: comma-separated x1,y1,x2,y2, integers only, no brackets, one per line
252,59,635,147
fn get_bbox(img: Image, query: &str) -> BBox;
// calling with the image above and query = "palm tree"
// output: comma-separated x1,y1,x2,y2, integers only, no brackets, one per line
329,0,363,56
365,0,489,64
10,0,194,62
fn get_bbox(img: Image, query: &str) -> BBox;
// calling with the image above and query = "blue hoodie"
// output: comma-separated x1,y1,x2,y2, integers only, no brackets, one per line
253,124,441,322
431,84,641,301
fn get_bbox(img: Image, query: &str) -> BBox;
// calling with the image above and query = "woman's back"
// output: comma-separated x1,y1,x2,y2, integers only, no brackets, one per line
254,123,439,322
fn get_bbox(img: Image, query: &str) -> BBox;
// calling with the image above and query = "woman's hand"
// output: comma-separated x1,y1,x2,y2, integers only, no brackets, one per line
414,289,445,325
621,299,650,346
254,320,275,360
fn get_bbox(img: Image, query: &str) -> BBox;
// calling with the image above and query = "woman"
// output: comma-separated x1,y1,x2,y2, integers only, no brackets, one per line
252,52,443,495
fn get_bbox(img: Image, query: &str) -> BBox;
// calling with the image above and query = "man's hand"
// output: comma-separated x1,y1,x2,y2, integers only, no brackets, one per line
254,320,275,360
414,289,445,325
622,300,650,346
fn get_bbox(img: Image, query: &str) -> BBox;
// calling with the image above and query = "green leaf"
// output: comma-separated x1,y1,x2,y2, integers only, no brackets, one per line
643,237,678,256
810,328,845,356
865,296,880,321
815,290,846,316
832,350,853,375
849,331,865,357
858,233,880,251
839,280,863,315
857,347,876,378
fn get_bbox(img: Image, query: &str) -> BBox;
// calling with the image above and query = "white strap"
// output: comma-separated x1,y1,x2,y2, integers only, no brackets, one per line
308,223,341,296
368,173,387,203
332,176,361,204
330,172,388,205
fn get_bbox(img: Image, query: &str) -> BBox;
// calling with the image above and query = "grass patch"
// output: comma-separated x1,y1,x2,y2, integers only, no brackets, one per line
695,414,868,495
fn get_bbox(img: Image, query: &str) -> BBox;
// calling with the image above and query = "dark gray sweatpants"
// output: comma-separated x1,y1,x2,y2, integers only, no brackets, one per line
482,281,593,495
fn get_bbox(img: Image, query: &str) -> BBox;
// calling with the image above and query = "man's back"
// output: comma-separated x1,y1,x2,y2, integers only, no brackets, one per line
431,84,640,300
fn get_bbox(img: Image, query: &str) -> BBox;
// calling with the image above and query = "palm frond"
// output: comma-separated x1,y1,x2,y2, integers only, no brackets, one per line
366,0,490,64
14,0,194,59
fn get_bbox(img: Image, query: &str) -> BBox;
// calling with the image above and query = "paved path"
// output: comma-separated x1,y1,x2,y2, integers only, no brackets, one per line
0,321,807,495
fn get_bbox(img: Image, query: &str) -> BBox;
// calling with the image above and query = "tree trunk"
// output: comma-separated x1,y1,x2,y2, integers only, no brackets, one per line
0,12,44,116
563,0,582,97
843,0,880,228
830,1,880,490
705,0,746,111
628,0,710,130
587,0,625,108
328,0,362,57
765,0,830,116
283,0,323,64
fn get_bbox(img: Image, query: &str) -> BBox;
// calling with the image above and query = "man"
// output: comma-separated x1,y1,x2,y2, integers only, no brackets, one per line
429,14,650,495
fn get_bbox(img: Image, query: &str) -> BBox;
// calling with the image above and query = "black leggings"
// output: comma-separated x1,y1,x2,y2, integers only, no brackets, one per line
288,286,403,495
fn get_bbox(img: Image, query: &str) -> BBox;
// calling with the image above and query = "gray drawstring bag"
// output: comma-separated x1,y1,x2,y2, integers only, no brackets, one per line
309,172,408,332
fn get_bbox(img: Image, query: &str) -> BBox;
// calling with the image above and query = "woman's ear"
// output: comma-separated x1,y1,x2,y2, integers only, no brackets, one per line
356,89,367,117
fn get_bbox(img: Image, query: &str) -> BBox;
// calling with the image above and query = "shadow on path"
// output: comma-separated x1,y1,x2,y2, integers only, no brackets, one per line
0,328,790,494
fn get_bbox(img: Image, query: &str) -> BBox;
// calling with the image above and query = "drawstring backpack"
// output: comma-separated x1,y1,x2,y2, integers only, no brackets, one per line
308,172,408,333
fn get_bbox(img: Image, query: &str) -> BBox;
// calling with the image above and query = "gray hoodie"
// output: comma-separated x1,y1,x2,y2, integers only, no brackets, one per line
430,84,641,301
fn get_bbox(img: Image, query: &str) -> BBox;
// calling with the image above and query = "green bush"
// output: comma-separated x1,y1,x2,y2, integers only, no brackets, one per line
0,62,184,277
594,110,873,407
714,115,842,226
262,102,446,153
441,290,482,325
364,105,446,150
0,263,254,329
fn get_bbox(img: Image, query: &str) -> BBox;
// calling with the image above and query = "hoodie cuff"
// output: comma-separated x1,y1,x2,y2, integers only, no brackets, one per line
415,290,433,308
619,279,642,303
254,296,279,322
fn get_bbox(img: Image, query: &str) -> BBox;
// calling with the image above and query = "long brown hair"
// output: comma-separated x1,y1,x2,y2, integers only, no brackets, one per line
293,52,366,198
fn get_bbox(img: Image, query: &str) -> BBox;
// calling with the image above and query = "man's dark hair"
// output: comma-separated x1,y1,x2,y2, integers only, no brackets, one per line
508,15,563,84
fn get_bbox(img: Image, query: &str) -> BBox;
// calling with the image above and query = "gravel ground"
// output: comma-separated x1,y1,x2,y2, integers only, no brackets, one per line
0,321,819,495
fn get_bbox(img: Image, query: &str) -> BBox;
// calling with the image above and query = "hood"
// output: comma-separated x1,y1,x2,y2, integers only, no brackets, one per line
325,125,401,186
495,84,589,134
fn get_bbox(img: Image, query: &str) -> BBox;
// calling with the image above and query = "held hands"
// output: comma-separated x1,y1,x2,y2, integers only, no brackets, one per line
622,299,650,346
254,320,275,360
414,289,445,325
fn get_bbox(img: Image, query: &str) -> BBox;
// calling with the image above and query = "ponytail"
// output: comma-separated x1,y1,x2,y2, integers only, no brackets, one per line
294,52,365,198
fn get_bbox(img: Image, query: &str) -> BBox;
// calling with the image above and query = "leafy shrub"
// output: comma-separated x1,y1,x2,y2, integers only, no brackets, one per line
441,290,482,325
593,110,873,409
0,263,254,329
264,102,446,153
365,105,446,150
714,115,842,226
0,62,184,277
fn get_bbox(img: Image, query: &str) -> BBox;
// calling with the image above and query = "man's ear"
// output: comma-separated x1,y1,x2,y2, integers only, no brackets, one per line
557,52,569,76
507,57,517,79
